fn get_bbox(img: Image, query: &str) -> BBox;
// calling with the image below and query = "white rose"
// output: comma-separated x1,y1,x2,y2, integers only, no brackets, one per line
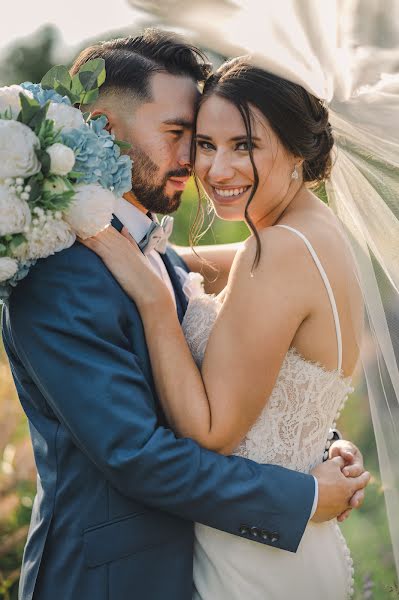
47,103,84,131
0,120,41,179
0,257,18,282
64,183,115,239
0,184,31,236
47,143,75,176
18,215,76,261
0,85,33,119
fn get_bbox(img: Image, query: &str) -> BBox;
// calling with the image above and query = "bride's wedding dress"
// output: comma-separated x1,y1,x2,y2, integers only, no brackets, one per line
182,225,355,600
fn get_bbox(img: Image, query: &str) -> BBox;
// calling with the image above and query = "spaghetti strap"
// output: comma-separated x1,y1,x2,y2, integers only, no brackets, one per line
275,224,343,372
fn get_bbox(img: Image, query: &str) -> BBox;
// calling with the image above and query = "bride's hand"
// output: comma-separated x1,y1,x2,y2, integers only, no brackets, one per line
79,226,172,312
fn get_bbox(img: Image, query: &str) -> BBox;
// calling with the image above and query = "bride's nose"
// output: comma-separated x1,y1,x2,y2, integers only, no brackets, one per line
208,150,235,182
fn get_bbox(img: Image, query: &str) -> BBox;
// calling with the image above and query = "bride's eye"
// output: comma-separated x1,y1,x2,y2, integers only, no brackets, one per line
236,140,254,151
197,140,215,151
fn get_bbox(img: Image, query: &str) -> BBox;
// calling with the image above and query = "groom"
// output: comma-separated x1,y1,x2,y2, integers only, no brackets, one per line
2,30,369,600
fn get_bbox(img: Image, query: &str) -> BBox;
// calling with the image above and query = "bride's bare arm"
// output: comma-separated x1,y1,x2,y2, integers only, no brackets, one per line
82,228,309,454
173,242,243,295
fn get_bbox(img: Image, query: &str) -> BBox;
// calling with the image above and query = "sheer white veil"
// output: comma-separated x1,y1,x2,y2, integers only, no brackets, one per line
129,0,399,574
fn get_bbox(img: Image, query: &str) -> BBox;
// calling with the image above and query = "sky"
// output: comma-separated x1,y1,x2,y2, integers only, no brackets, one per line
1,0,144,58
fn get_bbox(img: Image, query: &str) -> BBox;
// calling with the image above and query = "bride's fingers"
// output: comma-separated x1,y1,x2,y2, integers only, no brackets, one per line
337,508,352,522
349,488,365,509
330,455,345,470
343,463,364,478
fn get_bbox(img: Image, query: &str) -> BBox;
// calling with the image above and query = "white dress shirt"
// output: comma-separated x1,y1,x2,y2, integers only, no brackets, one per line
113,196,176,307
113,196,318,518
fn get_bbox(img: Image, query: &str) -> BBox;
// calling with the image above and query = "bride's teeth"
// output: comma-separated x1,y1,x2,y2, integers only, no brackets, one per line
215,187,247,197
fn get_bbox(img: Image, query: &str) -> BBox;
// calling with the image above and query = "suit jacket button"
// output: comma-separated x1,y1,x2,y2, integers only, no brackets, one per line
261,530,270,540
250,526,260,538
270,533,280,542
239,525,249,535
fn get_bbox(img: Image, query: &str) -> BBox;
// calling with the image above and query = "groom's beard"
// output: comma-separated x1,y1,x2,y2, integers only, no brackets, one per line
129,146,190,215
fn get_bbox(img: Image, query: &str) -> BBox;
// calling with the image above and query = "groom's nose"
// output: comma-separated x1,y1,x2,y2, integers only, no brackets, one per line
177,137,192,170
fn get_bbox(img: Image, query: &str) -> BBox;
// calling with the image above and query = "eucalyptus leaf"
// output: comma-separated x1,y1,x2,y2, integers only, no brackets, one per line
78,58,106,90
71,75,84,98
27,177,42,202
115,140,132,151
0,243,7,257
80,88,99,105
17,93,41,125
41,65,72,91
28,101,50,135
53,82,77,104
9,234,27,253
68,170,84,180
36,149,51,177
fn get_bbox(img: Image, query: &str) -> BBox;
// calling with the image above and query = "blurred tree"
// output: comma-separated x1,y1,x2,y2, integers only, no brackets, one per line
0,24,60,86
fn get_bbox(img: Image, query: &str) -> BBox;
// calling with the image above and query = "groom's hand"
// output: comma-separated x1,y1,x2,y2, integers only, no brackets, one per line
310,457,370,523
328,439,367,521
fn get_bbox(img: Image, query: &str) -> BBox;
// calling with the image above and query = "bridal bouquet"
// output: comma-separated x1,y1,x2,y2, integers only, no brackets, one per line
0,59,132,301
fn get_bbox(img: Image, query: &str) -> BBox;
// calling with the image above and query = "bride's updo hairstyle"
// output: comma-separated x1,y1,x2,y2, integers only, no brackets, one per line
192,57,334,269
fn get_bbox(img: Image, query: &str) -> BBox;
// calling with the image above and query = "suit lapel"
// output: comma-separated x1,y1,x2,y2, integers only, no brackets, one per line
160,251,188,324
111,214,124,233
111,214,187,323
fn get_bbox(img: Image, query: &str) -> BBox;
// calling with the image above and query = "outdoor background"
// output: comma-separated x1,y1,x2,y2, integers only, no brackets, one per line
1,2,399,599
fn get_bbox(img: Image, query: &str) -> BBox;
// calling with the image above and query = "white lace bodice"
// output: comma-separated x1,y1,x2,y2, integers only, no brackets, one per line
182,294,353,473
181,225,354,474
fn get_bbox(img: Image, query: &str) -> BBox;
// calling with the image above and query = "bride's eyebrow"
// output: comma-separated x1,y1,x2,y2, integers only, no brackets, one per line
195,133,261,142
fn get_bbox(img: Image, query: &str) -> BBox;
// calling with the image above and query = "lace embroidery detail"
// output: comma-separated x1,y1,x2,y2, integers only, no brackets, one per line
183,292,355,598
182,294,354,474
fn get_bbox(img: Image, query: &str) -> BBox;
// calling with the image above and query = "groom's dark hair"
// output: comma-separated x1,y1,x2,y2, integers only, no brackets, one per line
70,28,211,102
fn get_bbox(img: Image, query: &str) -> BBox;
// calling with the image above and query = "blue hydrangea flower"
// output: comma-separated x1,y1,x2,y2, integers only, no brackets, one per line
61,126,104,185
61,116,132,196
89,116,132,195
21,82,71,106
0,260,35,302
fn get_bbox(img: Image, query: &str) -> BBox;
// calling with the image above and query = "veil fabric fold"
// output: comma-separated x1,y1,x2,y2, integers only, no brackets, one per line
129,0,399,575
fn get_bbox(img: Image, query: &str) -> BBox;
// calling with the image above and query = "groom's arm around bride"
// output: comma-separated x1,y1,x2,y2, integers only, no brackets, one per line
2,235,368,600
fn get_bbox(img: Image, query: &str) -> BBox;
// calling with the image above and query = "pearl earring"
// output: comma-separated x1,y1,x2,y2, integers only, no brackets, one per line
291,164,299,180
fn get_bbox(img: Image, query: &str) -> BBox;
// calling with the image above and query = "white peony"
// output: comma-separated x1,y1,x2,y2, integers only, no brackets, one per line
0,85,33,119
0,184,31,236
47,143,75,176
0,257,19,282
47,103,84,131
13,212,76,261
0,120,41,179
64,183,116,239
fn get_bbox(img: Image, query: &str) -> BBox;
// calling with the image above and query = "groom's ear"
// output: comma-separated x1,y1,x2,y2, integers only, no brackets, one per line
90,109,114,134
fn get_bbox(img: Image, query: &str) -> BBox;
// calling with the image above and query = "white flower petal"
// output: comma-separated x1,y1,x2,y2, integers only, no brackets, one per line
47,103,84,131
0,257,18,282
0,120,41,179
47,143,75,176
0,184,31,236
0,85,33,119
65,183,115,238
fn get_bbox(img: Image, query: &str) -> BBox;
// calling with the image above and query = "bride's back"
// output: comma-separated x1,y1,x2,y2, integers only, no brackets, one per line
277,193,363,379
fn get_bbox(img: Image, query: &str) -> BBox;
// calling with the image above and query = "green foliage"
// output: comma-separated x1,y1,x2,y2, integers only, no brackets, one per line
0,235,26,258
41,58,106,106
40,176,75,211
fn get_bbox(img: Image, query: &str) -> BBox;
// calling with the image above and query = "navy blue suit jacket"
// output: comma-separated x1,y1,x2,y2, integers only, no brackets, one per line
2,218,315,600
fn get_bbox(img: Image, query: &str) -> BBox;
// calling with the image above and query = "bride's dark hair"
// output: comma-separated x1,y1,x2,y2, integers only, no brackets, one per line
191,57,334,269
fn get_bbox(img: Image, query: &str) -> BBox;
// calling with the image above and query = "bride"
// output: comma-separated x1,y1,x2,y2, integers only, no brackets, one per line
82,59,362,598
